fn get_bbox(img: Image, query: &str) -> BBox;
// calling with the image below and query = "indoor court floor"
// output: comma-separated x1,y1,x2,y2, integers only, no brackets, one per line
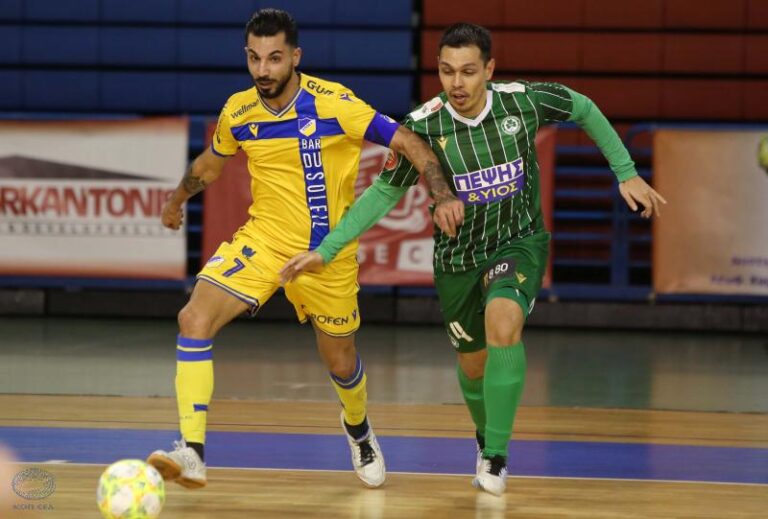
0,316,766,518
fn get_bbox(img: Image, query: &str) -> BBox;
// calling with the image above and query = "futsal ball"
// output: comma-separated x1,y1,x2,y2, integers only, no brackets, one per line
96,460,165,519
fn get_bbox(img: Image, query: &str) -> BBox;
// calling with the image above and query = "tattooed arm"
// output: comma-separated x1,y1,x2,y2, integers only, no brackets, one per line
388,126,464,237
161,147,230,230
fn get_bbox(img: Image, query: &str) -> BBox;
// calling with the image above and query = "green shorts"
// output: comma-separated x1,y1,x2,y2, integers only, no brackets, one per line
434,231,550,353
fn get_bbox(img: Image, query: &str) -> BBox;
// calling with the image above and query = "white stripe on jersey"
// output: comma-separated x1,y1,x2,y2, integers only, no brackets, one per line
514,94,536,226
540,102,570,114
534,88,570,102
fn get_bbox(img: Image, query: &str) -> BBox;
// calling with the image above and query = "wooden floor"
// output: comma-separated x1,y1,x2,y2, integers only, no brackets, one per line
1,396,766,518
1,319,766,517
6,464,766,519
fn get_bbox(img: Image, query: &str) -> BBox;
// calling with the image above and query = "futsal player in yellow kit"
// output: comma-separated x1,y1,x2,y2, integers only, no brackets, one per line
146,9,463,489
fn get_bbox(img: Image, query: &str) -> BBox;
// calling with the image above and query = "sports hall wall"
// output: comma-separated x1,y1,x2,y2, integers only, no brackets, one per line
0,0,765,331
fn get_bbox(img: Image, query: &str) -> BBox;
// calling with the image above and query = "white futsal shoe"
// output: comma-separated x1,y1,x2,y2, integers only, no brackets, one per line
473,455,508,496
147,439,207,489
475,437,484,476
341,412,386,488
475,445,483,477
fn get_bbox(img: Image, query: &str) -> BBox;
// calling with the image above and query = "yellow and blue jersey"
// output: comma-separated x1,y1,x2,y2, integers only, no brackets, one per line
211,73,399,260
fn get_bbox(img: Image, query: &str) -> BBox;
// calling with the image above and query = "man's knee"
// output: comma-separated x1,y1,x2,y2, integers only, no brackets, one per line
485,298,524,345
458,349,487,379
317,332,358,379
178,304,213,338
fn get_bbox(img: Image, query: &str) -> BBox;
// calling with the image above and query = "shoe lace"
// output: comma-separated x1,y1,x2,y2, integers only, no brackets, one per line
172,440,186,451
357,440,376,466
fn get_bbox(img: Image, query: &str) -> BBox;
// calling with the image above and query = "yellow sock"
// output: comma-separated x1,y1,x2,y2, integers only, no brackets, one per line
331,355,367,426
175,335,214,444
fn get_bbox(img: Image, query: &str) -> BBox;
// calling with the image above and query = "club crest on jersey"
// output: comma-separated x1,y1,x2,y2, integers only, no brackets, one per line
452,158,525,205
248,123,259,138
501,116,521,135
298,117,316,137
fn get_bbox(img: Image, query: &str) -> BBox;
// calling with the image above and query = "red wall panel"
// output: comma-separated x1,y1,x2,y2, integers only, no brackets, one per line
663,35,744,74
745,36,768,74
582,34,662,73
664,0,747,29
495,32,581,71
579,78,661,119
747,0,768,29
420,30,441,69
743,81,768,120
661,80,742,119
422,0,504,26
583,0,663,28
502,0,584,28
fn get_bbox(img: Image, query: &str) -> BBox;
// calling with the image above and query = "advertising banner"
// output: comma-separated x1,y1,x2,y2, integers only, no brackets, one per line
653,130,768,296
0,119,188,279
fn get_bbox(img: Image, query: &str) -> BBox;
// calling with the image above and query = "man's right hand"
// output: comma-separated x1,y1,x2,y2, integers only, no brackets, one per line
433,198,464,238
161,201,184,230
280,251,325,284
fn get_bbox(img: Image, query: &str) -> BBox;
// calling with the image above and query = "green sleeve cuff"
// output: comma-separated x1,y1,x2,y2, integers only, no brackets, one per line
315,177,408,264
566,87,638,183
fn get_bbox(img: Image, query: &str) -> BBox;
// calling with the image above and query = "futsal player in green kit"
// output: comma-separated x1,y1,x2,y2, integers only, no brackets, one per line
281,23,667,496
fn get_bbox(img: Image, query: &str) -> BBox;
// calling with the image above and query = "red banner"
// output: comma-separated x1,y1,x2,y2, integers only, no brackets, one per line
202,124,555,287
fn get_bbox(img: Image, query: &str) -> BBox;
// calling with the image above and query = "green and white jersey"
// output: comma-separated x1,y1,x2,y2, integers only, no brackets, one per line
380,80,573,273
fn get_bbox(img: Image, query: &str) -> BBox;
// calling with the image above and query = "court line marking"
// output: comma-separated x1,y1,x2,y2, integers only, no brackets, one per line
38,461,768,487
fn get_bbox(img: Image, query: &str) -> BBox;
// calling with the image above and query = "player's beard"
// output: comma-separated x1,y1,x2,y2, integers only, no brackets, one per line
254,67,294,100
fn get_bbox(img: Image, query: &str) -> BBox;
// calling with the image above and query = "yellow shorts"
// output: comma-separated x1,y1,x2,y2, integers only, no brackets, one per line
197,227,361,337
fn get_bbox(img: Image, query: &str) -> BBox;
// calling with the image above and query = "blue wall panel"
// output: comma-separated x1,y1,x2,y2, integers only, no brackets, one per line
178,0,255,24
0,0,22,21
325,75,412,115
23,27,100,65
295,30,333,69
23,71,100,111
0,71,22,109
0,26,21,64
178,73,253,112
334,31,411,69
264,0,334,25
101,72,179,112
178,28,244,67
102,28,176,66
101,0,177,23
24,0,100,22
334,0,412,26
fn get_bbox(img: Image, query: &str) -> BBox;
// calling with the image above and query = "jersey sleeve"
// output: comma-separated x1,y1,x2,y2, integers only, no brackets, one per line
377,119,420,188
528,82,575,124
211,103,239,157
335,92,399,147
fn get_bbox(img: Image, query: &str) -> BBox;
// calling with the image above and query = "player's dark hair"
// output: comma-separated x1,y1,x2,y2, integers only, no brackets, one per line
244,8,298,47
439,23,492,63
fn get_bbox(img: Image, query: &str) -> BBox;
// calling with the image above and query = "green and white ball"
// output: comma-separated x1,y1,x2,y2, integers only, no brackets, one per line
97,460,165,519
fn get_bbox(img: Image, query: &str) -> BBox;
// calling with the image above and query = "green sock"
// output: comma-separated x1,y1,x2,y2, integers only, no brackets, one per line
483,343,526,459
456,364,486,440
